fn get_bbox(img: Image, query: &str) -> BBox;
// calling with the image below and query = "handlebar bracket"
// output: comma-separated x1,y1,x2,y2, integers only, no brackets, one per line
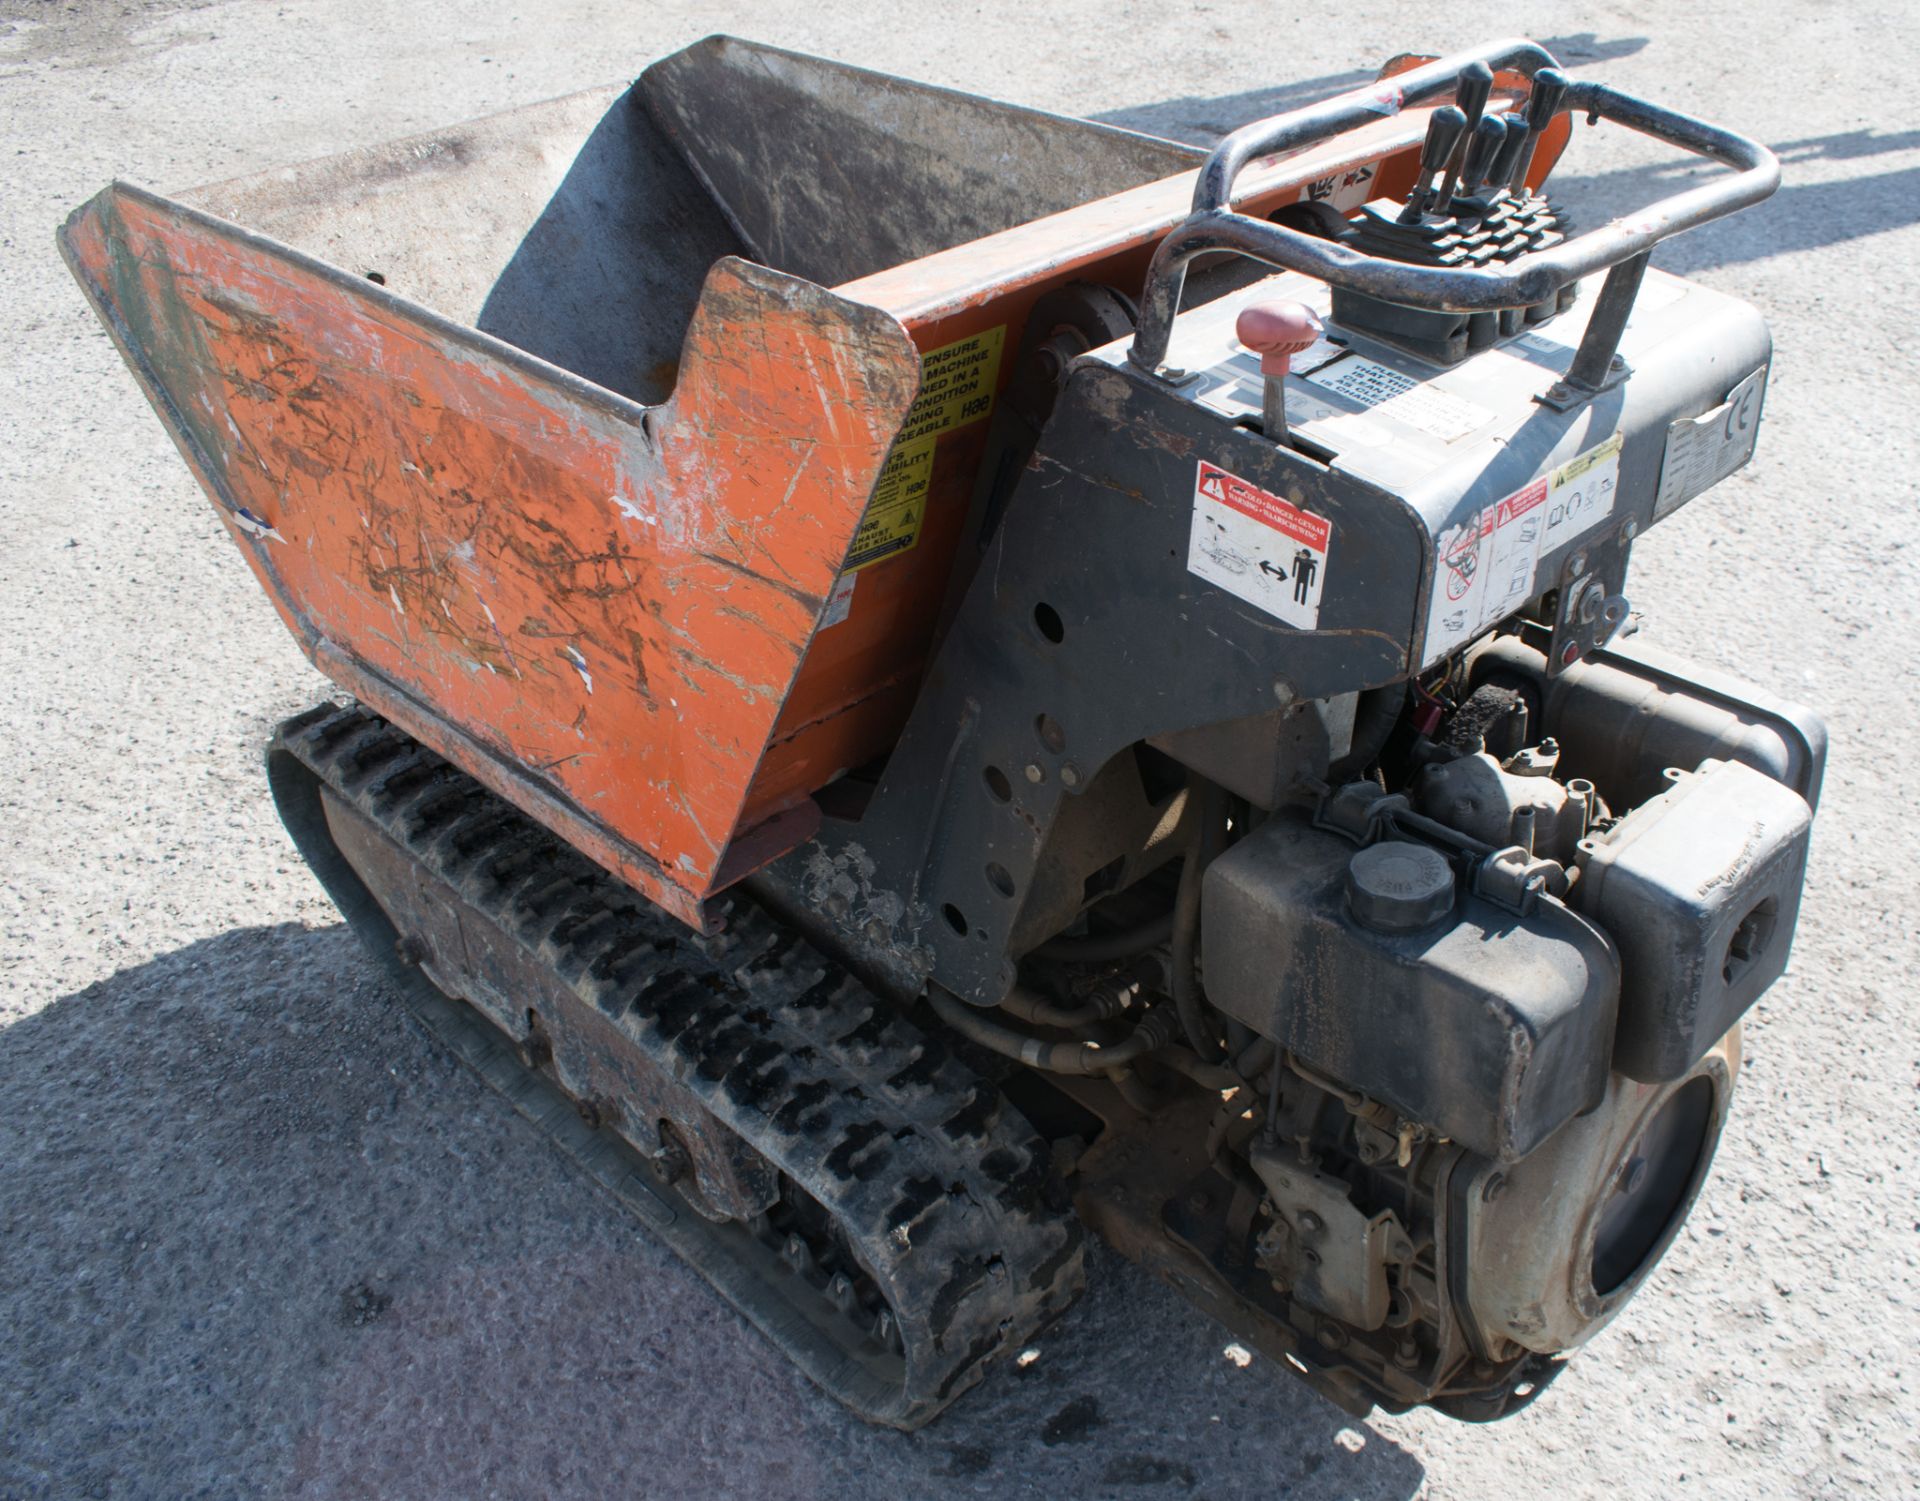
1126,41,1780,395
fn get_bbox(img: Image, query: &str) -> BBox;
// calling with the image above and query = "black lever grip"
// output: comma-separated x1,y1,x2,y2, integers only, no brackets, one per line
1423,105,1470,173
1399,104,1469,221
1526,67,1571,131
1509,67,1571,190
1459,113,1508,202
1435,63,1496,215
1456,60,1496,130
1488,110,1531,193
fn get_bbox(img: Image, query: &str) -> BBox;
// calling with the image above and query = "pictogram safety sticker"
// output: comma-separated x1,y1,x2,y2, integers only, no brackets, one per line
1188,459,1332,631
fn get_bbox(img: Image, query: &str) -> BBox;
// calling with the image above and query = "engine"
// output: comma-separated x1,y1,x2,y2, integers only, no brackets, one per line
1009,624,1820,1418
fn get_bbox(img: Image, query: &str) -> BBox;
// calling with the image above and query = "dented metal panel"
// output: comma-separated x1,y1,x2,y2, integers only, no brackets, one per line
61,183,920,923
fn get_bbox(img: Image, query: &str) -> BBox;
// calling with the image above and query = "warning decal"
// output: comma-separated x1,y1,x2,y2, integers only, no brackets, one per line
846,326,1006,571
1188,460,1333,631
1422,433,1623,665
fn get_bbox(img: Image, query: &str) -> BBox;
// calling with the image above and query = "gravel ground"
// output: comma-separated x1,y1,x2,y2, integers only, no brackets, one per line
3,3,1917,1497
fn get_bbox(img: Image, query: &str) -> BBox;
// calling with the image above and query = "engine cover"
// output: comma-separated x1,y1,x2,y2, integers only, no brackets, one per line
1201,811,1619,1160
1575,758,1811,1082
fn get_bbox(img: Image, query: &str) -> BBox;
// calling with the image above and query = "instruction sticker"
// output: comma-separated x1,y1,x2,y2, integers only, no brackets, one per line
1422,433,1624,665
1188,460,1332,631
1654,366,1767,520
1303,354,1497,443
846,326,1006,571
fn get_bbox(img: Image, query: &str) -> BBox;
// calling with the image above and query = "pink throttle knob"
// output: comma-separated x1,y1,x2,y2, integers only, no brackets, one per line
1236,301,1323,379
1236,301,1322,446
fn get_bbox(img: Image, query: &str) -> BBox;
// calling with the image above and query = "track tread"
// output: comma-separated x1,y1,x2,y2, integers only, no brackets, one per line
274,705,1084,1425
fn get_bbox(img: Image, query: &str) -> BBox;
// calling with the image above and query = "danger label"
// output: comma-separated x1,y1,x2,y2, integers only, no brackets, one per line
1188,460,1333,631
847,326,1005,571
1422,433,1623,665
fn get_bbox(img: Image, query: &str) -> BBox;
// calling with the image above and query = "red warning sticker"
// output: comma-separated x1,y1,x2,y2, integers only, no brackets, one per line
1422,432,1624,665
1188,460,1332,631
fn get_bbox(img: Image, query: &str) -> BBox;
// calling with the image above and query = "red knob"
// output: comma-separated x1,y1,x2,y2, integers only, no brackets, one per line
1236,301,1324,378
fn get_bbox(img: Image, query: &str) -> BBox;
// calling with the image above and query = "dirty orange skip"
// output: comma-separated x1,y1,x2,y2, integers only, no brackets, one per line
62,185,921,925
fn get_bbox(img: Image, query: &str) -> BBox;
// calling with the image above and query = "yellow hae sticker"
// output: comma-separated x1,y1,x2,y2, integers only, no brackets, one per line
846,326,1005,571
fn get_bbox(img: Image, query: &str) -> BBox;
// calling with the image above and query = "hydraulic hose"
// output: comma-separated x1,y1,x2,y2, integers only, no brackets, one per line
1329,683,1406,782
1171,779,1228,1063
1154,1045,1241,1093
998,983,1130,1030
1029,911,1176,963
1234,1037,1276,1083
1106,1062,1161,1115
929,990,1180,1076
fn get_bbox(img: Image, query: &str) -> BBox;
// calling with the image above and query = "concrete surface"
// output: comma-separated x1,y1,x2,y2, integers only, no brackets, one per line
2,2,1917,1497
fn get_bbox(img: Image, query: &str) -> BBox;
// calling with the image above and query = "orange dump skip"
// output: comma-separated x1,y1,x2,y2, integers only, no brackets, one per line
63,185,921,925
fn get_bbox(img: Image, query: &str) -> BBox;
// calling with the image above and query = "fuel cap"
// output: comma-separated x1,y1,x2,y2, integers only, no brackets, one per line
1347,842,1455,933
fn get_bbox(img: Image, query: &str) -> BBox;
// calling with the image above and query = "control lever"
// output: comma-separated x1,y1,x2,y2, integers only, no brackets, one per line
1486,111,1531,196
1506,67,1569,192
1235,301,1323,449
1398,105,1469,223
1433,62,1495,217
1454,113,1508,209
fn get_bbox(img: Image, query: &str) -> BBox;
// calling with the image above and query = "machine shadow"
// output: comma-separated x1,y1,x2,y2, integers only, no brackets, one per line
0,923,1427,1501
1548,130,1920,274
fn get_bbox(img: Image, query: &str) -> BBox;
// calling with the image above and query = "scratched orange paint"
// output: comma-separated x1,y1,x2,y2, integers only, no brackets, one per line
64,186,919,923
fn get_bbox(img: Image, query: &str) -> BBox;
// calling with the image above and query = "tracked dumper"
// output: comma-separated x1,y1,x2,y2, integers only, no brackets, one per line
65,37,1826,1424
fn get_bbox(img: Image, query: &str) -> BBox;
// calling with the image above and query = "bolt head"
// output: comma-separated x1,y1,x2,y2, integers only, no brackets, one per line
1059,762,1081,789
1024,763,1045,784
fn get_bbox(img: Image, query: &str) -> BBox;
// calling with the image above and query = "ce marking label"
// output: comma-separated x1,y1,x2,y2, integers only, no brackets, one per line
1724,365,1764,442
1654,365,1769,520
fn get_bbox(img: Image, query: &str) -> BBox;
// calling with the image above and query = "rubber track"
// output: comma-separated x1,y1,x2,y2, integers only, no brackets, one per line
270,704,1085,1428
